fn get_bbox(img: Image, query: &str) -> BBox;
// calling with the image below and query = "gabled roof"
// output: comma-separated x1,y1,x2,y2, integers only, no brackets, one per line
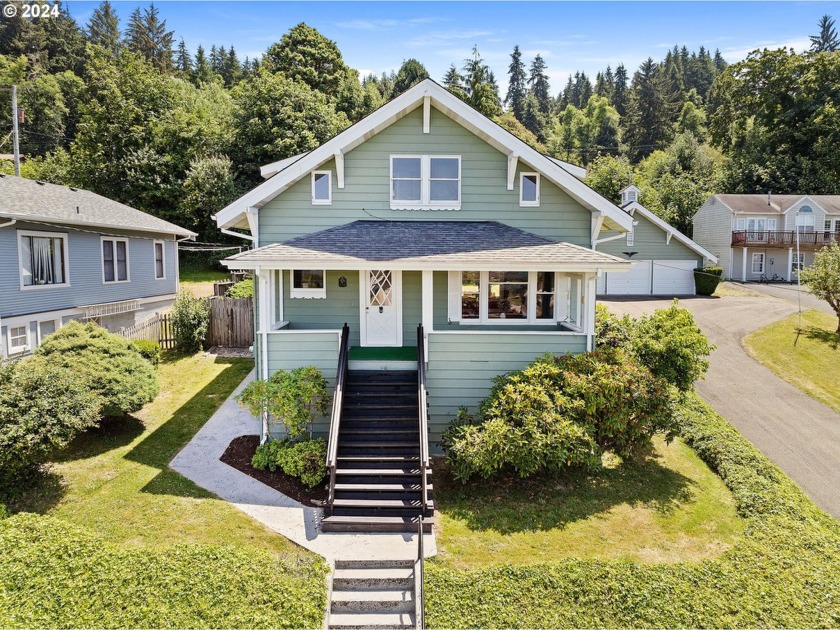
0,174,195,237
223,220,632,272
215,79,632,233
623,201,718,263
714,194,840,215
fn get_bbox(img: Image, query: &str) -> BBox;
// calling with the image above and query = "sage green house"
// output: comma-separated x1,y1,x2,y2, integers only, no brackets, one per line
215,79,634,446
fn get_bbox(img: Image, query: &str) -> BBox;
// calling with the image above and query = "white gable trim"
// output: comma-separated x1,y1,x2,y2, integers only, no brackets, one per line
622,201,718,263
216,79,632,233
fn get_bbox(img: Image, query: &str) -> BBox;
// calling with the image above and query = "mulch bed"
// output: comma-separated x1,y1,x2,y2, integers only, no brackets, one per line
219,435,327,506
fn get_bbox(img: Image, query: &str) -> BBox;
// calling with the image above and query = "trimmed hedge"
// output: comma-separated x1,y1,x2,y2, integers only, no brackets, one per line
695,267,723,295
132,340,162,365
426,393,840,627
0,514,328,628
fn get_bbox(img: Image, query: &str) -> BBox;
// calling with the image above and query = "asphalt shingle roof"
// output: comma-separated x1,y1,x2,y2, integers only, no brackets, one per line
0,174,195,236
716,194,840,215
226,220,629,269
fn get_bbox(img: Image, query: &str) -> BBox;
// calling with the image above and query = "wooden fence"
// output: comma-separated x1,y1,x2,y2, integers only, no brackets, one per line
118,297,253,350
205,297,253,348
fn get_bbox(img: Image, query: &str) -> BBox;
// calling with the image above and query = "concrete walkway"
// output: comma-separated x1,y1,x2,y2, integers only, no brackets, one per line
170,371,437,561
603,295,840,520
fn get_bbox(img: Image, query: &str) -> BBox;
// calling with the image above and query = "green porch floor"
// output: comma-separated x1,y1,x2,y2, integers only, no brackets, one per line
349,346,418,361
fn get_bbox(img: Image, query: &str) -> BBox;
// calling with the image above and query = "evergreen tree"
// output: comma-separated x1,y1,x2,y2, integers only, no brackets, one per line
442,64,463,90
392,58,429,96
457,46,501,117
623,58,670,161
505,45,528,121
124,3,174,72
577,71,593,107
193,44,214,84
604,65,615,98
810,14,839,52
713,49,727,74
225,47,242,86
86,0,120,53
560,76,574,109
175,38,192,75
594,71,607,97
528,54,551,113
520,92,547,141
612,63,629,116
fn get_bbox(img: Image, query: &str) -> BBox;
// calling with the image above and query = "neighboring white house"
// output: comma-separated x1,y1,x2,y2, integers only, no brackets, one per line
692,194,840,281
595,185,717,295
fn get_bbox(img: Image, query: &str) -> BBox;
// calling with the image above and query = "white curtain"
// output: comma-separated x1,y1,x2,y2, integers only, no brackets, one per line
29,237,63,285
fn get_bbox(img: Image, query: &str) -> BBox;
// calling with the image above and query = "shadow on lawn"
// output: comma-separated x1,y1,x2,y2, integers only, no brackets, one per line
434,448,696,534
125,356,251,497
799,325,840,350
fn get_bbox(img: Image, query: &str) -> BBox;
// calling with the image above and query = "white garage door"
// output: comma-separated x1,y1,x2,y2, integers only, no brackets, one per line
604,260,652,295
652,260,697,295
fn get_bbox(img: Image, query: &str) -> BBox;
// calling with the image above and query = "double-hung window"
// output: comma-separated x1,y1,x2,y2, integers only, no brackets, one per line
102,238,129,283
154,241,165,279
390,155,460,209
454,271,561,324
18,231,69,289
8,324,29,354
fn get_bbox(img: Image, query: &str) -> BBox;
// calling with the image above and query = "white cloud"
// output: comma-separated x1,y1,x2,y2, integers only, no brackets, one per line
335,17,449,31
721,36,812,62
404,29,498,49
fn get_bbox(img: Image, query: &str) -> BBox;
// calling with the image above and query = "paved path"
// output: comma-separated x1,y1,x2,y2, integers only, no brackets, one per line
730,281,835,316
603,295,840,520
170,371,437,561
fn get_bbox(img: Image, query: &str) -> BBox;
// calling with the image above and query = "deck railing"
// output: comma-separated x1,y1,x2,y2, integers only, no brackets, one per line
732,230,840,248
325,323,350,510
416,324,430,519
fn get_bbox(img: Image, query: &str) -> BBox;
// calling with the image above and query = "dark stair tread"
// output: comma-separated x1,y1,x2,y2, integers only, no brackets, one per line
336,468,428,476
334,483,431,492
337,456,420,463
338,441,418,448
332,498,432,508
322,515,434,525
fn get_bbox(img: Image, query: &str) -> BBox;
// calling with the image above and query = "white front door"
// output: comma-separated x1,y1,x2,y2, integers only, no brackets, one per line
361,269,402,346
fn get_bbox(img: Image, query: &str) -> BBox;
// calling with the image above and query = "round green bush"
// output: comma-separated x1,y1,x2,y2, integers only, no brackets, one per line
694,266,723,295
0,358,101,486
225,278,254,299
170,291,211,352
32,322,159,417
131,340,161,365
251,438,327,488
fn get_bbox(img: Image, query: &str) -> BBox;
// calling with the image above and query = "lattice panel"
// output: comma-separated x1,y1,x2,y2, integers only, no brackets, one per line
369,270,393,306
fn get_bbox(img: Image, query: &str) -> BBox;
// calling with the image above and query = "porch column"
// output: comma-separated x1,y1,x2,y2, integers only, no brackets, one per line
585,273,597,352
787,248,793,282
742,247,748,281
421,270,433,360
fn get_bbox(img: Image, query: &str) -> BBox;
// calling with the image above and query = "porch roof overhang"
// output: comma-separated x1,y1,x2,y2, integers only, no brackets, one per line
223,220,633,272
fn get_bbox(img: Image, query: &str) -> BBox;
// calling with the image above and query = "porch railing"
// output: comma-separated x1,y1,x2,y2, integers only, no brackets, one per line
325,323,350,510
732,230,840,248
416,324,430,519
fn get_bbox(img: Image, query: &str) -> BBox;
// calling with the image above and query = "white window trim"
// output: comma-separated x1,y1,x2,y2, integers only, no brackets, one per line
101,237,130,284
8,324,30,355
37,318,61,345
455,271,565,326
751,253,765,274
519,172,540,207
311,171,332,205
289,269,327,299
626,224,636,246
17,230,71,291
390,154,461,210
153,240,166,280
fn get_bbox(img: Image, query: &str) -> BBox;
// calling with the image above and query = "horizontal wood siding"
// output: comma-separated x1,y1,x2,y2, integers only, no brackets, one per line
692,198,734,278
0,221,178,319
258,107,593,246
265,331,340,439
598,212,703,263
282,270,361,346
402,270,422,344
425,332,588,447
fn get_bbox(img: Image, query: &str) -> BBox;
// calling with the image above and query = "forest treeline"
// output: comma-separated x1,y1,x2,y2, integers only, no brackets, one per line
1,2,838,238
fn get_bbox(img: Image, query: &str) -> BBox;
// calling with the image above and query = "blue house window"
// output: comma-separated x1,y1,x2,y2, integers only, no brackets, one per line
102,238,129,283
18,230,69,289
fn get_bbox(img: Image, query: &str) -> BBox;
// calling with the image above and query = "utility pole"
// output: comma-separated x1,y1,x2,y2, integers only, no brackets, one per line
11,85,20,176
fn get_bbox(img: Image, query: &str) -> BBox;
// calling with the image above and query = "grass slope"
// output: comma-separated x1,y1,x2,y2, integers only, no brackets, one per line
434,436,742,568
744,309,840,413
426,394,840,628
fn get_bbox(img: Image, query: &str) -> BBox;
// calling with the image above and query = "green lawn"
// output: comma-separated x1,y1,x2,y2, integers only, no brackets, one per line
744,309,840,413
434,436,743,569
179,268,230,298
8,353,306,556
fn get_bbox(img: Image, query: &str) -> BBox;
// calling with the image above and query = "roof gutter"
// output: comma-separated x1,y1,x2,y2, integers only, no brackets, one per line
0,219,17,229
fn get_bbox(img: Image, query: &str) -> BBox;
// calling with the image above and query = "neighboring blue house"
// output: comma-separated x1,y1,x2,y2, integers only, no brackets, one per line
0,174,195,358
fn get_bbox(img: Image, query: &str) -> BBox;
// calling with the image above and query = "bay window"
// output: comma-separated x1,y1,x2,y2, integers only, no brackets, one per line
391,155,460,209
18,231,68,288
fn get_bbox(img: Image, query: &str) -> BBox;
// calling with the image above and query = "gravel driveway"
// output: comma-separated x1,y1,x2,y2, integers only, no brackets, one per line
602,294,840,520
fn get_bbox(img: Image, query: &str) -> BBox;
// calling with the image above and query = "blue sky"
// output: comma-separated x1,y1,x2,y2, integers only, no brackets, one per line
65,1,840,93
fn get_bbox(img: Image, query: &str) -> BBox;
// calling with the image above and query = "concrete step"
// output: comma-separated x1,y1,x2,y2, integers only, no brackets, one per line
322,515,434,533
331,589,415,614
328,611,415,629
335,559,415,570
332,566,414,589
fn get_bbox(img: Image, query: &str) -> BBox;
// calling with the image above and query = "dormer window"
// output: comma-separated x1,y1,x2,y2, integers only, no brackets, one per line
621,186,640,206
391,155,460,209
312,171,331,205
520,173,540,207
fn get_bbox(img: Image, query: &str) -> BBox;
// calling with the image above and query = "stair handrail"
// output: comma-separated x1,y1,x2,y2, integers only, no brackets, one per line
326,323,350,509
416,516,426,630
416,324,430,516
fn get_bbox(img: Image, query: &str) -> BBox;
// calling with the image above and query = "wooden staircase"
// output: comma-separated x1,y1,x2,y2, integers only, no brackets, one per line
322,369,434,533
